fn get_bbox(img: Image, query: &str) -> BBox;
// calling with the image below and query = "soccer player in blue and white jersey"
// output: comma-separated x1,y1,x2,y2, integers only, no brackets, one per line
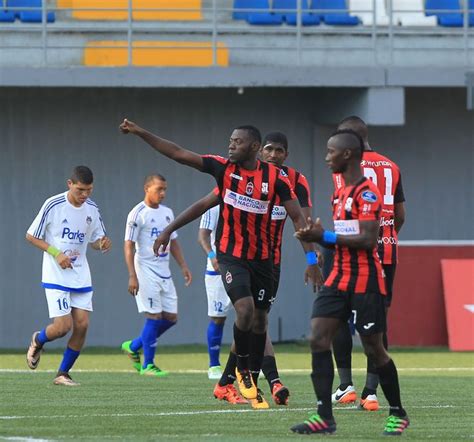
121,174,192,376
26,166,111,387
198,205,232,380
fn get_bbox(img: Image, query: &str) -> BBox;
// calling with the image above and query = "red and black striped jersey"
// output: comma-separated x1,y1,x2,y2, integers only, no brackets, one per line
325,176,386,295
202,155,296,261
271,165,312,265
333,150,405,264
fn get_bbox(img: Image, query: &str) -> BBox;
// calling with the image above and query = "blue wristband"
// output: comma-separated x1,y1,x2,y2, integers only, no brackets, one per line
208,250,216,259
322,230,337,244
306,251,318,266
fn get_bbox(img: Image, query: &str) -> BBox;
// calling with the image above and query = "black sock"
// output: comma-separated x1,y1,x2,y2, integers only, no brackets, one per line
332,321,353,386
262,355,280,389
377,359,406,417
233,323,251,371
363,357,379,398
310,350,334,420
249,332,266,386
218,351,237,387
383,331,389,351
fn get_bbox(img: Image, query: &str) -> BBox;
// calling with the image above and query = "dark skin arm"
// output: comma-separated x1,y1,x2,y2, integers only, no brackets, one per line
295,217,380,250
198,228,219,272
120,119,204,171
283,199,324,290
154,191,219,255
394,202,405,234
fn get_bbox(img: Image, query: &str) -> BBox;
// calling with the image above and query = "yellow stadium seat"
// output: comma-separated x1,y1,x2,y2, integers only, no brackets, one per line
84,41,229,67
69,0,202,21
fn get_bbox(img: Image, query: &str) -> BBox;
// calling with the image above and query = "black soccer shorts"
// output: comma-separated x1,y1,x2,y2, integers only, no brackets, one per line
311,285,386,336
217,252,274,310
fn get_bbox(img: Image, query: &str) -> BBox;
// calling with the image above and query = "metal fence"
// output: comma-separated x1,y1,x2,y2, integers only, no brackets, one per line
0,0,473,67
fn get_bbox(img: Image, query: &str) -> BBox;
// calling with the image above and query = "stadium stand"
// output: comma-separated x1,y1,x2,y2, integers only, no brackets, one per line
392,0,437,26
232,0,283,25
7,0,55,22
0,9,15,22
60,0,202,21
349,0,389,25
273,0,320,25
470,0,474,26
84,41,229,67
425,0,464,27
312,0,360,25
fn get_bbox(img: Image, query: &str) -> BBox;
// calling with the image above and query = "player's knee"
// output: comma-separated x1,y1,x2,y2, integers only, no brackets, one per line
310,329,331,352
162,312,177,322
252,310,268,334
53,318,73,337
211,317,226,325
73,316,89,333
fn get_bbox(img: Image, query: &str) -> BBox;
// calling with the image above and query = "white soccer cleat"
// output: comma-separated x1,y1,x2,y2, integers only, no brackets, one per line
332,384,357,404
53,373,80,387
208,365,223,380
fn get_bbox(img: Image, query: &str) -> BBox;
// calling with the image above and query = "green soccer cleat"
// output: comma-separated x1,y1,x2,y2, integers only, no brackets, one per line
208,365,223,380
140,364,169,377
121,340,141,372
383,415,410,436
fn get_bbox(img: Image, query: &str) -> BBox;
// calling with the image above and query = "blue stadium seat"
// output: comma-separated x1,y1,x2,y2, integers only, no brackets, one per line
0,10,15,22
273,0,320,25
244,0,283,25
233,0,253,20
425,0,463,27
7,0,55,23
312,0,360,25
469,0,474,26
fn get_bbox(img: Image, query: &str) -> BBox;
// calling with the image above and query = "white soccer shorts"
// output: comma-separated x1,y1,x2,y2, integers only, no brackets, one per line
135,266,178,314
45,288,93,318
205,274,231,317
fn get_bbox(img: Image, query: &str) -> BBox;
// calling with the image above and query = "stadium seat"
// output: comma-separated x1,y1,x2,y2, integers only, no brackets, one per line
0,9,15,21
349,0,389,25
84,41,229,67
233,0,253,20
273,0,320,25
312,0,360,26
469,0,474,26
70,1,202,21
7,0,55,22
425,0,463,27
241,0,283,25
392,0,437,26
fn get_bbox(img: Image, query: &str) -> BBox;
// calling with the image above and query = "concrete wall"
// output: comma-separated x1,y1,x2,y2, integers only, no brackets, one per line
0,86,472,348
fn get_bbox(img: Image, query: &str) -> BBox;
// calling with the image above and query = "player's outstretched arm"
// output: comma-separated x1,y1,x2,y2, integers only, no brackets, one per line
119,119,204,171
153,191,220,255
25,233,72,269
170,240,192,287
295,218,379,250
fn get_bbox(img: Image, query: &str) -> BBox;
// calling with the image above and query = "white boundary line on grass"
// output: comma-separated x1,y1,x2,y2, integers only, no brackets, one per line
0,367,473,374
0,405,457,420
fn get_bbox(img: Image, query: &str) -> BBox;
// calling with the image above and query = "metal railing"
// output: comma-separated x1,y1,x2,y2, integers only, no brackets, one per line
0,0,473,67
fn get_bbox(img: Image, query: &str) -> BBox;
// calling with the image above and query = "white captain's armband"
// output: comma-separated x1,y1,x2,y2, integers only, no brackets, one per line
334,220,360,236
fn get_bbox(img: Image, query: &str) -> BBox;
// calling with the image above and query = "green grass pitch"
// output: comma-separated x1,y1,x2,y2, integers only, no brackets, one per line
1,345,473,441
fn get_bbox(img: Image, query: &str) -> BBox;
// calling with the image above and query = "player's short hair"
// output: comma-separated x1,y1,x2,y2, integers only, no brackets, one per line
329,129,365,159
144,174,166,187
234,125,262,144
70,166,93,184
263,132,288,151
337,115,368,142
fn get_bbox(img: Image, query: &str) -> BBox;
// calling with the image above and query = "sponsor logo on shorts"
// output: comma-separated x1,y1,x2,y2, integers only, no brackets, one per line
225,271,232,284
223,189,269,215
363,322,375,330
361,190,378,203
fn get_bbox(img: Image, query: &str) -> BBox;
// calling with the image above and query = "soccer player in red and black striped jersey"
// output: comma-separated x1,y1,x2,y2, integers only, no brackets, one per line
291,130,409,436
331,116,406,411
259,132,314,405
120,120,321,408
